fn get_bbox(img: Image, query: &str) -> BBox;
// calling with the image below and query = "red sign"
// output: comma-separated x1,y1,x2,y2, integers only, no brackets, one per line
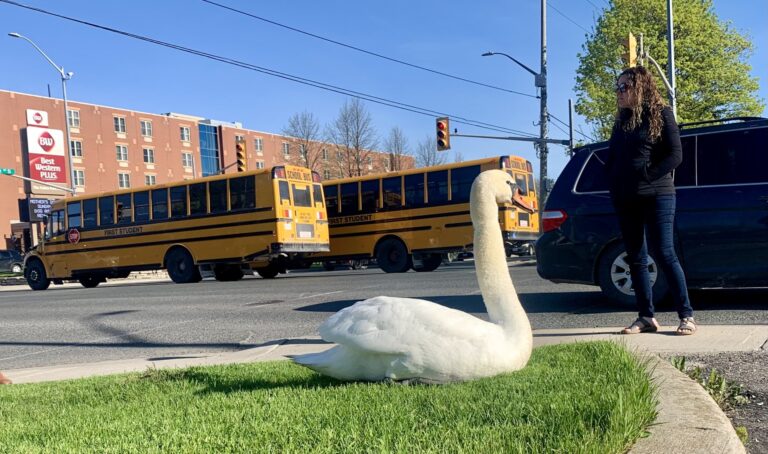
38,131,55,152
67,228,80,244
33,112,44,124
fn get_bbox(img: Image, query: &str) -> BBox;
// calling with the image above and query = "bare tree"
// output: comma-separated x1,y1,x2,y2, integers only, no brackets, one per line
383,126,411,172
325,98,378,177
414,135,447,168
453,150,464,163
282,111,322,172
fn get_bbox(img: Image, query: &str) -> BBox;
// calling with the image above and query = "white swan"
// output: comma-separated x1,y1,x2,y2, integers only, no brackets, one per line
291,170,534,383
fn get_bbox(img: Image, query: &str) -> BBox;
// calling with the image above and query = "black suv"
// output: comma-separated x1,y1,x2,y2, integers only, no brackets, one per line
0,249,24,274
537,117,768,306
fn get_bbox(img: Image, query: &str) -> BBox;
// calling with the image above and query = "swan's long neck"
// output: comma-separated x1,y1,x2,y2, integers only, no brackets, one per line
471,183,532,343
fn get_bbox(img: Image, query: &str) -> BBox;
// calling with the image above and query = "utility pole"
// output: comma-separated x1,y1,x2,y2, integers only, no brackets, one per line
538,0,549,211
666,0,677,118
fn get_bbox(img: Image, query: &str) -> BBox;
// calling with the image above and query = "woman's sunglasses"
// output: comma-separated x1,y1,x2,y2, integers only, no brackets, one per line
615,82,629,94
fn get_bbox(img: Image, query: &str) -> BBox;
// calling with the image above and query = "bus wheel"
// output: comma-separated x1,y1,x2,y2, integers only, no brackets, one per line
377,238,411,273
214,264,244,281
414,253,442,272
25,259,50,291
256,264,279,279
79,276,101,288
165,248,201,284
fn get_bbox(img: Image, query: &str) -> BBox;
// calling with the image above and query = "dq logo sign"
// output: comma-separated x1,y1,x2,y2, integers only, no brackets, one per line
38,131,55,152
67,228,81,245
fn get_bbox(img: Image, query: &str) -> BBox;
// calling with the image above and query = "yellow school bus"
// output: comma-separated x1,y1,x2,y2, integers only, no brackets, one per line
317,155,538,272
24,165,329,290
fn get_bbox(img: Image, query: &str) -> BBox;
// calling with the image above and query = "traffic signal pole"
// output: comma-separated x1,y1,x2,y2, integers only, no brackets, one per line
538,0,549,216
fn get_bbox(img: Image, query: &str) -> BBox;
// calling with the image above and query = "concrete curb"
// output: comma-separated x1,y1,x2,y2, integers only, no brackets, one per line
630,356,745,454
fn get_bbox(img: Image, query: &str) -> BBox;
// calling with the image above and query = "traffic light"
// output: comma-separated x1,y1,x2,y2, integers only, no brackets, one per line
0,168,16,175
235,138,247,172
436,117,450,151
622,32,637,68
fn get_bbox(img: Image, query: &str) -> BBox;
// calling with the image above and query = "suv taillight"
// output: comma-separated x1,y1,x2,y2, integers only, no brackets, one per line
542,210,568,232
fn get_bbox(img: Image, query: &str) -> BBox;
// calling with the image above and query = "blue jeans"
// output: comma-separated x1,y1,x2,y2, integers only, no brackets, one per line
613,194,693,319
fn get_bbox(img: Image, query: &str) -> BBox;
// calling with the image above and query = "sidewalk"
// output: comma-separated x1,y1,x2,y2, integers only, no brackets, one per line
5,325,765,453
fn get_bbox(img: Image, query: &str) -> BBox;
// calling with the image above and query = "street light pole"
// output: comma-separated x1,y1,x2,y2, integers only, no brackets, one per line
9,32,76,195
481,0,550,224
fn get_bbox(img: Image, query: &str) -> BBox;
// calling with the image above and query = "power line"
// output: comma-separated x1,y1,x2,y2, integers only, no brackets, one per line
200,0,539,99
582,0,603,11
547,2,591,34
547,110,595,142
0,0,539,138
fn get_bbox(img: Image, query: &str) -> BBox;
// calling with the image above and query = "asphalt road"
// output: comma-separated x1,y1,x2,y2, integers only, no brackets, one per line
1,259,766,370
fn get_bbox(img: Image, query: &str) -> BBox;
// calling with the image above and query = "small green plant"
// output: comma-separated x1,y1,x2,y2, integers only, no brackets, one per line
734,426,749,445
670,356,750,409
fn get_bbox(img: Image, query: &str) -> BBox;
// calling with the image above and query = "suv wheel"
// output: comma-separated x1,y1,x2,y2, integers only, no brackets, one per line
597,243,668,308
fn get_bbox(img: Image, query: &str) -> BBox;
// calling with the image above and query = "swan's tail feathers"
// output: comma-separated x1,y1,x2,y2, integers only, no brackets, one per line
288,346,346,377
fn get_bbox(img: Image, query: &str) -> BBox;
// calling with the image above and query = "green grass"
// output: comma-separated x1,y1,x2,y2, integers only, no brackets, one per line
0,342,656,453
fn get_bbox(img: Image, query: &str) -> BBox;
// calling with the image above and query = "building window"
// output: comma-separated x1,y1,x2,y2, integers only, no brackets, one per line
199,124,220,177
180,126,191,142
143,147,155,164
73,169,85,187
182,152,193,168
254,137,263,154
116,145,128,161
118,173,131,189
145,174,156,186
337,151,344,161
282,142,290,157
299,144,308,161
114,116,126,133
368,156,374,169
235,134,244,143
323,169,331,180
140,120,153,137
67,109,80,128
70,140,83,157
322,148,328,160
255,160,265,169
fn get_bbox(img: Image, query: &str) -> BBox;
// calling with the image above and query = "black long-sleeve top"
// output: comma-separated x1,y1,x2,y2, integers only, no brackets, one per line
606,106,682,200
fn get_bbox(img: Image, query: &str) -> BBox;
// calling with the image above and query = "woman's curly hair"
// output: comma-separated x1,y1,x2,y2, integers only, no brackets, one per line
616,66,666,141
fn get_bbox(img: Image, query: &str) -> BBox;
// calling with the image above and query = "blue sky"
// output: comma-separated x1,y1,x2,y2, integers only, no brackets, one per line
1,0,765,180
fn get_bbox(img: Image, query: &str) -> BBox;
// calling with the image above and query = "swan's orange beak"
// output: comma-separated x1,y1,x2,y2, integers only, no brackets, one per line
511,187,535,213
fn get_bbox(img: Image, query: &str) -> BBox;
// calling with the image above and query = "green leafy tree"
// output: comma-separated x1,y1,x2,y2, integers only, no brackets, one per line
575,0,764,139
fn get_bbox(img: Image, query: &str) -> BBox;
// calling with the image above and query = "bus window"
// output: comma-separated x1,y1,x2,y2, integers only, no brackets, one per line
312,184,324,207
209,180,227,213
189,182,207,216
51,209,65,236
67,202,81,229
382,176,402,210
426,170,448,205
513,173,528,194
99,196,115,226
292,184,312,208
170,186,188,218
451,165,481,203
278,181,291,203
527,174,536,195
325,184,338,216
361,179,379,213
340,182,358,214
405,173,425,208
230,175,255,211
117,193,132,225
134,191,149,222
83,199,97,228
151,188,168,221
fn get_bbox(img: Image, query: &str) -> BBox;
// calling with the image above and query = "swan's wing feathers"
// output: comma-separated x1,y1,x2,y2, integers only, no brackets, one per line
319,296,492,355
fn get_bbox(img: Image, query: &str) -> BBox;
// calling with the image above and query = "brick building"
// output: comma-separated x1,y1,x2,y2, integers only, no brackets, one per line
0,89,411,252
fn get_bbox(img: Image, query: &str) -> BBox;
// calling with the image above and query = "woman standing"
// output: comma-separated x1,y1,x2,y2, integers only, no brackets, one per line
606,66,696,335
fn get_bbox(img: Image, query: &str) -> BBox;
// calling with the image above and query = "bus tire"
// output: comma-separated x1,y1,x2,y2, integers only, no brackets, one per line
414,253,442,272
376,238,411,273
214,264,244,281
256,265,279,279
25,259,50,291
165,248,201,284
79,276,101,288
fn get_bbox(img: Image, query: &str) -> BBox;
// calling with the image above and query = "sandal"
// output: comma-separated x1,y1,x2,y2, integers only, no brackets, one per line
0,372,11,385
621,317,659,334
676,317,697,336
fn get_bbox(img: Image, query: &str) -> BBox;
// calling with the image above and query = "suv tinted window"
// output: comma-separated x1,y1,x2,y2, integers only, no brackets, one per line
575,148,609,192
674,137,697,187
697,128,768,186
